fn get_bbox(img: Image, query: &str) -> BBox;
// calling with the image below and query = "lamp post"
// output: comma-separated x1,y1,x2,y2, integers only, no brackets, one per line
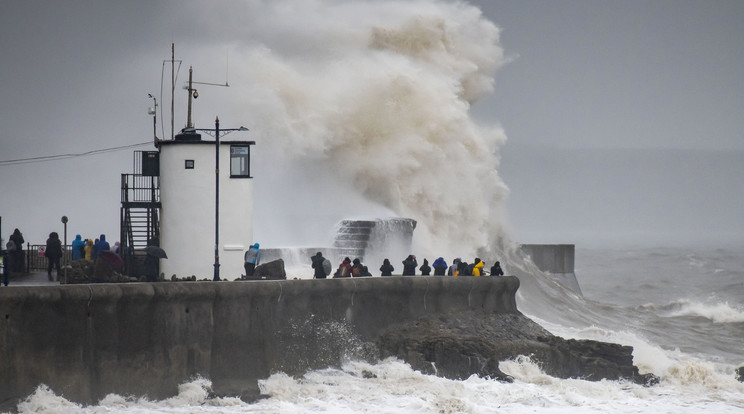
214,117,220,281
61,216,68,284
196,119,248,282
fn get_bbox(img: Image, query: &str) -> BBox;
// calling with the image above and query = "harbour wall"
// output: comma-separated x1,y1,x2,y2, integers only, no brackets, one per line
0,276,519,407
519,244,582,295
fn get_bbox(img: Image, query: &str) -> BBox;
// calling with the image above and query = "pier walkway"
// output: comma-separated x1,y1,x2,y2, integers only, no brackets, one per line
2,271,60,287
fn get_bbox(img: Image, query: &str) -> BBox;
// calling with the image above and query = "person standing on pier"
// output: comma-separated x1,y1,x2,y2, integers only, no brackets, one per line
311,252,328,279
244,243,261,277
432,257,448,276
72,234,85,260
9,228,24,272
419,258,431,276
45,232,63,281
380,258,394,276
402,255,417,276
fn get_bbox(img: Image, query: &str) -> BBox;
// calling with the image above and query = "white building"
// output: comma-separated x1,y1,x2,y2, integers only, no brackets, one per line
121,130,255,280
158,134,255,279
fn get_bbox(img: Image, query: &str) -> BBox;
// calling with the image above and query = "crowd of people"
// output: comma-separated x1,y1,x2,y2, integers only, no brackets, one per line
2,227,120,283
308,252,505,278
47,233,115,281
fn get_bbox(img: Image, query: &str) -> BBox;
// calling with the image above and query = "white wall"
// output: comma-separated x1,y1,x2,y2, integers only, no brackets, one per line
159,141,253,279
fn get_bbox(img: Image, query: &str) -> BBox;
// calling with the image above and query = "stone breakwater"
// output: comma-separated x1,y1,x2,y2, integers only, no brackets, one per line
0,277,654,409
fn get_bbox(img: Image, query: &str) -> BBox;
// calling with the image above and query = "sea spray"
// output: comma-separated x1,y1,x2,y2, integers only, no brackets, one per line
227,0,510,259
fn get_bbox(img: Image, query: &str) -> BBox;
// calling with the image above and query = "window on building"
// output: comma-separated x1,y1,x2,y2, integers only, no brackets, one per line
230,145,251,178
185,160,195,169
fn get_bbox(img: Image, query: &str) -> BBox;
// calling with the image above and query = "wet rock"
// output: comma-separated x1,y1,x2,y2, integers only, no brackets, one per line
246,259,286,280
377,311,658,386
63,259,136,284
736,366,744,382
63,259,95,284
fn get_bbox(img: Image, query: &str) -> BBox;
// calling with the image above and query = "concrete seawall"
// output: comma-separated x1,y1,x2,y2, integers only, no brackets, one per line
519,244,582,295
0,276,519,406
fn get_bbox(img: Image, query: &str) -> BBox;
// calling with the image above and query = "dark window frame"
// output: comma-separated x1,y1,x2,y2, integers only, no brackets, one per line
229,145,252,178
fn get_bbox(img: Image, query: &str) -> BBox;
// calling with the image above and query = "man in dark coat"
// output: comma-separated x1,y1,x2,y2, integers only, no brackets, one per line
490,261,504,276
9,228,24,272
402,255,417,276
419,258,431,276
311,252,327,279
45,232,63,281
380,259,394,276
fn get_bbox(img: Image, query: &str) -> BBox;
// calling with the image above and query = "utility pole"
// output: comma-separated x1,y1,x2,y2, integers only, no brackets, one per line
171,43,175,140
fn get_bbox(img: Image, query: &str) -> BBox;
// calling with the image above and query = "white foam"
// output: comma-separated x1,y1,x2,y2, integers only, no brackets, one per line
663,298,744,324
14,357,744,414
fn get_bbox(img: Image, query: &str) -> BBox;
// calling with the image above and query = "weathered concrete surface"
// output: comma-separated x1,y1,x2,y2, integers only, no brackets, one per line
0,275,657,411
0,276,519,407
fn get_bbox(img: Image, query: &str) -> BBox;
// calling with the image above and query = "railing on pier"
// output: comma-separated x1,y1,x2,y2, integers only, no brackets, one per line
121,174,160,204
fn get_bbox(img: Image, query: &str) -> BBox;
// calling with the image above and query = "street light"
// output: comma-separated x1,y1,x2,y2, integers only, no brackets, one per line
61,216,68,284
196,118,248,281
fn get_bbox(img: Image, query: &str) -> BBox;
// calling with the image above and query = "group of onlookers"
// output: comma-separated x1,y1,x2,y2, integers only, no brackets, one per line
1,227,118,283
308,252,506,278
47,233,115,281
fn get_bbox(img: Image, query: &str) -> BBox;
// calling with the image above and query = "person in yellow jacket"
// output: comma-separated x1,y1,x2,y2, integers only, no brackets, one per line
84,239,94,261
472,258,485,276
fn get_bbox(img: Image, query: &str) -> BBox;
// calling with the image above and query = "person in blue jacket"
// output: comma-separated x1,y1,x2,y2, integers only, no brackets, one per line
93,234,110,259
432,257,448,276
244,243,261,276
71,234,85,260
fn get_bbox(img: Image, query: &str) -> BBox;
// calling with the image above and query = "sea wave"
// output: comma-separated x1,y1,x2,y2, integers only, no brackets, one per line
659,299,744,324
12,357,744,414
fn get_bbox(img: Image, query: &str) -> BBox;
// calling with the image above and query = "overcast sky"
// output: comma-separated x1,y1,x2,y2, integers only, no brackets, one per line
1,0,742,249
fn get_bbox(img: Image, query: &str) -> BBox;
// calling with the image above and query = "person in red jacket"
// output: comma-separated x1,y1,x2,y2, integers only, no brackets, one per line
334,257,352,278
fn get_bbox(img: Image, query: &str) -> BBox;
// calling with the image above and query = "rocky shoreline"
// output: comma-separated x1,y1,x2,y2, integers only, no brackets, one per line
376,310,659,386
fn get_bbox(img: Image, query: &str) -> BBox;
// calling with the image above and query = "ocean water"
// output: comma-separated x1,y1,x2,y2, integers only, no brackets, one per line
11,245,744,413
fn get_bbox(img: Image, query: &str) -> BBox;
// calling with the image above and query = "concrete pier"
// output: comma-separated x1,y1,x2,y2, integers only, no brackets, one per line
0,276,519,407
519,244,582,295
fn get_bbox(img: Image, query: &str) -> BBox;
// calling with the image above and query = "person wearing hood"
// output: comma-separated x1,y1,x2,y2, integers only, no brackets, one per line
9,228,24,272
334,257,352,278
459,260,471,276
419,258,431,276
244,243,261,277
45,232,63,281
84,239,94,261
402,255,417,276
490,261,504,276
93,235,110,260
432,257,447,276
472,258,485,276
351,258,364,277
448,258,461,276
71,234,85,260
311,252,328,279
380,258,394,276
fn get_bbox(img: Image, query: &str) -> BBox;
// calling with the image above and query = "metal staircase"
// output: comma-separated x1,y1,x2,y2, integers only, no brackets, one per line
120,151,161,273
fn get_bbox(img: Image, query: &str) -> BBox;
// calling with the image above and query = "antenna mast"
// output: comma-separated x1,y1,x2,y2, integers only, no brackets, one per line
171,43,175,140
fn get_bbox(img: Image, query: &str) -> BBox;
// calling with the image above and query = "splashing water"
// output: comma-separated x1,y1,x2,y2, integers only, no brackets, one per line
231,0,510,259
